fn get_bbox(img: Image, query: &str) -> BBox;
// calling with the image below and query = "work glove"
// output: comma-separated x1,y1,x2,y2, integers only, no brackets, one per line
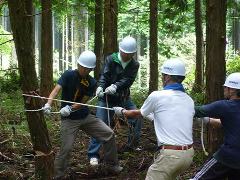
195,117,210,125
105,84,117,95
96,87,104,98
42,103,51,115
60,105,72,117
113,107,125,116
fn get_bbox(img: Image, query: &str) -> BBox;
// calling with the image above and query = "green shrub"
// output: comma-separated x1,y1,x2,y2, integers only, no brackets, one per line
226,55,240,75
0,66,21,93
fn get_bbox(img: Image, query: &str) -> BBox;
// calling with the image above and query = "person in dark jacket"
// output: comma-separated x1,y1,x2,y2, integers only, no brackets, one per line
88,36,141,166
190,72,240,180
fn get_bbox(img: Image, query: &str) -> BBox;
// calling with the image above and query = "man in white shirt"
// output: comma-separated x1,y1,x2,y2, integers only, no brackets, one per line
113,58,195,180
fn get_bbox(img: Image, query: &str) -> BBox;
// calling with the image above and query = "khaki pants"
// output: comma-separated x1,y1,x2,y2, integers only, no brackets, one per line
146,147,194,180
54,114,118,177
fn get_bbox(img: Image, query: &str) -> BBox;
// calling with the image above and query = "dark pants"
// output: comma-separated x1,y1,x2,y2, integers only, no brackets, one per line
191,157,240,180
88,98,142,159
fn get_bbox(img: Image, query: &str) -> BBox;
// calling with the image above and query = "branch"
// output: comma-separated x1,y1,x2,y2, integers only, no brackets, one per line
0,38,13,46
0,151,12,161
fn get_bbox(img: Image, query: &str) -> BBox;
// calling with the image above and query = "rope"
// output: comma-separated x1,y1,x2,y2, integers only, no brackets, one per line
22,94,113,111
106,95,111,127
201,118,209,156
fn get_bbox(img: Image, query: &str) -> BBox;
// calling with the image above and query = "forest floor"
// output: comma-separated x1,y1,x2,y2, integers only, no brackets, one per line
0,94,207,180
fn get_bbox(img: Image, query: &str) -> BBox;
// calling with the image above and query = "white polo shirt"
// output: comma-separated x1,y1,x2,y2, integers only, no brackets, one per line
141,90,195,146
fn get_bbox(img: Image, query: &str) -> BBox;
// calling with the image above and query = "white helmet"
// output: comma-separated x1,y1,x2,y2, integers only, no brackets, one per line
223,72,240,89
161,58,186,76
119,36,137,54
77,50,96,68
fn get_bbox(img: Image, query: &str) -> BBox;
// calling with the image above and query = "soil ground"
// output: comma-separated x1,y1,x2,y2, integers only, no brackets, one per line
0,109,207,180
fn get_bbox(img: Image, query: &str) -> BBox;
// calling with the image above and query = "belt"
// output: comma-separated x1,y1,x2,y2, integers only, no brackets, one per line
159,144,193,150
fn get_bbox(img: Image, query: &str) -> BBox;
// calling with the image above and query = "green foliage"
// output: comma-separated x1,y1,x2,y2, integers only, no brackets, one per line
130,84,149,108
226,55,240,75
0,26,13,55
0,67,21,93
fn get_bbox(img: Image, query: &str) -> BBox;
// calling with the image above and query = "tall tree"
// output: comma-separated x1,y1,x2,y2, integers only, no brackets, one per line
103,0,118,57
94,0,103,80
148,0,158,94
205,0,227,154
40,0,53,97
192,0,204,92
7,0,54,178
232,3,240,53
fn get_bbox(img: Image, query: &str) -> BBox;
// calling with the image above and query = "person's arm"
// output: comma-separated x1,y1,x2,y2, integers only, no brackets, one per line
114,61,139,90
47,84,62,106
122,109,142,118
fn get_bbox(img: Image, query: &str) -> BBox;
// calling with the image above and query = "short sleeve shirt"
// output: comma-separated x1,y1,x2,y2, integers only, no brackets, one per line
141,90,195,146
58,70,96,120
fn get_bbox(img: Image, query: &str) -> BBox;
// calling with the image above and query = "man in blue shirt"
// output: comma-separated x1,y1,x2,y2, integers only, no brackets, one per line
191,72,240,180
42,50,122,178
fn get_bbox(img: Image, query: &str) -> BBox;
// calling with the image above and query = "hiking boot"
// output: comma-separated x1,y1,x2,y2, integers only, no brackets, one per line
89,157,99,166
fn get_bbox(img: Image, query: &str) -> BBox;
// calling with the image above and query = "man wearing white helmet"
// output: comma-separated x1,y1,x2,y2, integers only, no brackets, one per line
190,72,240,180
88,36,141,166
42,50,122,178
113,58,195,179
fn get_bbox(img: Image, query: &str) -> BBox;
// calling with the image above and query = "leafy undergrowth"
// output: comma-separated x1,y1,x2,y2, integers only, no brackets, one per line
0,93,208,179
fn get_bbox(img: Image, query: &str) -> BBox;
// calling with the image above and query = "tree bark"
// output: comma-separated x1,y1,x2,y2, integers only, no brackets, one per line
148,0,158,94
103,0,118,57
7,0,54,178
192,0,204,93
206,0,226,154
40,0,53,97
94,0,103,80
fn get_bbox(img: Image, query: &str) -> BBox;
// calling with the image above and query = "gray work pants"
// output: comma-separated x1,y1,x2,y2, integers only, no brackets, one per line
54,114,118,177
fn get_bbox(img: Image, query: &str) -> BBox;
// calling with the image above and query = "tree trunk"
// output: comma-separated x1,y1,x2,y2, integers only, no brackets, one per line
206,0,226,154
192,0,204,93
148,0,158,94
103,0,118,57
232,6,240,53
94,0,103,80
7,0,54,179
40,0,53,97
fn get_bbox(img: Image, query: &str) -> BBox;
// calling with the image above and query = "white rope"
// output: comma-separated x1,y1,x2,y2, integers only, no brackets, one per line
201,118,209,156
22,94,113,111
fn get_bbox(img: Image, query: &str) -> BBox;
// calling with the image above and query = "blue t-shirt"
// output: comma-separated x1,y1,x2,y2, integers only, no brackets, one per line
58,70,96,120
201,99,240,169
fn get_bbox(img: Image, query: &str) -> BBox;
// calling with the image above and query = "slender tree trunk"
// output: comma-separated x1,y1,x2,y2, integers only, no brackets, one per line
94,0,103,80
103,0,118,57
232,6,240,53
148,0,158,94
192,0,204,92
206,0,227,154
7,0,54,179
40,0,53,97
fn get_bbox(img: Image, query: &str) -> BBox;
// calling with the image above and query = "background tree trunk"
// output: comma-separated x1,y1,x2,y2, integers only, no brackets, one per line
148,0,158,94
103,0,118,57
40,0,53,97
205,0,227,154
192,0,204,93
232,5,240,53
7,0,54,178
94,0,103,80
